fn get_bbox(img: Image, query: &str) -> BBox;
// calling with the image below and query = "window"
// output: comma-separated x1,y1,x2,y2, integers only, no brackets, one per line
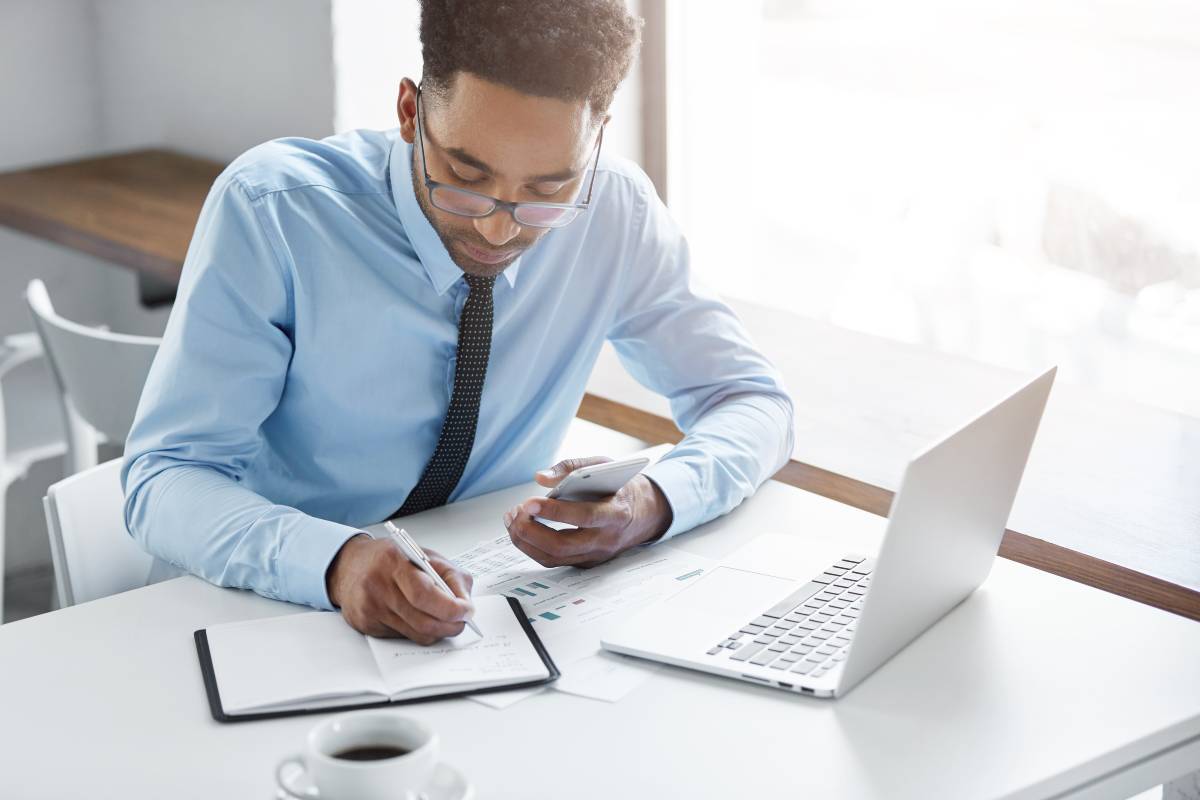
665,0,1200,417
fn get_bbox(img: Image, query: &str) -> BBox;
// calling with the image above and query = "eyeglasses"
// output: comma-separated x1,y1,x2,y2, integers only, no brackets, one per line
414,85,603,229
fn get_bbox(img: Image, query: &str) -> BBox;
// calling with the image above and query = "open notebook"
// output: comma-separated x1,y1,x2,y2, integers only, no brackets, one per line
195,595,558,722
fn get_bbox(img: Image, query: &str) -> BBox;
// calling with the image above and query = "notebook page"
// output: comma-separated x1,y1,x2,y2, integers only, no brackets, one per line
206,610,387,714
367,595,548,697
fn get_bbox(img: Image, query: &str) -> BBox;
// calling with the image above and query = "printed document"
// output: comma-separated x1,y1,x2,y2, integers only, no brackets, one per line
453,535,715,702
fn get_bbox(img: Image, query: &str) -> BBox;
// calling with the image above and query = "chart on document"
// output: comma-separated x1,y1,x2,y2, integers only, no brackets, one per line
453,535,715,664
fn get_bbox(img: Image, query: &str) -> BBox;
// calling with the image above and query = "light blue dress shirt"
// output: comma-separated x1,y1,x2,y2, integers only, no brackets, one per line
122,128,795,611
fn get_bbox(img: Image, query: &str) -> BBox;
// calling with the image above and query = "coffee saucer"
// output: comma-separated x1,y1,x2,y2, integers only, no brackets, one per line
274,762,473,800
420,762,474,800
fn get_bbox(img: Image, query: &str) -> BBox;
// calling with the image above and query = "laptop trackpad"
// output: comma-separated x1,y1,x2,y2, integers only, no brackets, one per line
666,566,799,621
604,566,802,657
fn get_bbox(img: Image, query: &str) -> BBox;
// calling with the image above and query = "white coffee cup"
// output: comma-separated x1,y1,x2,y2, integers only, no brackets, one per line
276,711,440,800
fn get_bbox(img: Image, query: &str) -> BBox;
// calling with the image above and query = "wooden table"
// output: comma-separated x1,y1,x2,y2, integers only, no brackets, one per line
2,150,1195,622
0,149,221,285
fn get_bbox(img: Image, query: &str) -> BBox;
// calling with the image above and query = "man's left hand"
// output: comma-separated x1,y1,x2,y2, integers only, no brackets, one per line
503,457,673,567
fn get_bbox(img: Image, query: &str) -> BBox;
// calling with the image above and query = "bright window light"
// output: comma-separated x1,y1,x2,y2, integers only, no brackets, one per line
666,0,1200,417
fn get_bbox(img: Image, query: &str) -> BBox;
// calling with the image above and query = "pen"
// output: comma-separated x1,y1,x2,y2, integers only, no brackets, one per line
384,521,482,638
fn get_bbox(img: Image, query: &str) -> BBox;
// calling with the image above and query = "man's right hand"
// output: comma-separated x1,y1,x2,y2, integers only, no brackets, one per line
326,534,475,644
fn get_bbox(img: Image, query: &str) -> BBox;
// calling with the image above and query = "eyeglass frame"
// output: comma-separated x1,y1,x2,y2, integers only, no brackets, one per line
413,83,604,229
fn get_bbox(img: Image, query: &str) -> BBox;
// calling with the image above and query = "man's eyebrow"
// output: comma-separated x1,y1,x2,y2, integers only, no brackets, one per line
444,146,579,184
528,166,579,183
445,147,494,175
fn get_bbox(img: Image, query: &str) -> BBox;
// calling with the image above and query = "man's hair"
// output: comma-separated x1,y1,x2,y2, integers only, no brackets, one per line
418,0,642,118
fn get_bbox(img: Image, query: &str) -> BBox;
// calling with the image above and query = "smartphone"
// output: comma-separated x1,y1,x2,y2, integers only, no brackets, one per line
545,455,651,502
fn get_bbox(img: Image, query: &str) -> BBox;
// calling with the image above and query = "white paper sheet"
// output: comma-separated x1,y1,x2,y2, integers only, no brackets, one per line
468,685,546,709
552,652,660,702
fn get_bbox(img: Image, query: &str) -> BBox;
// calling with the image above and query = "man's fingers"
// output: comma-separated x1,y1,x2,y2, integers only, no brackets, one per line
345,614,398,638
426,551,474,600
343,596,419,640
397,562,474,622
519,496,622,528
508,527,581,567
334,540,471,644
534,455,613,487
510,512,599,559
440,565,474,601
372,579,466,644
509,527,611,568
371,607,424,641
506,508,615,565
386,590,467,644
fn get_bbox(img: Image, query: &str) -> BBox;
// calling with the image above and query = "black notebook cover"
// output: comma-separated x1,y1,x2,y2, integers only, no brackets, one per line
195,596,559,723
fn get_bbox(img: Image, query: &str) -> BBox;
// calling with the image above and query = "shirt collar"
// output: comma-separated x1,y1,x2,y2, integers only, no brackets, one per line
389,133,520,295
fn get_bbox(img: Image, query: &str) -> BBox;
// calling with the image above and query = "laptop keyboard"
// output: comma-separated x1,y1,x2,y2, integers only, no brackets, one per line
705,555,874,678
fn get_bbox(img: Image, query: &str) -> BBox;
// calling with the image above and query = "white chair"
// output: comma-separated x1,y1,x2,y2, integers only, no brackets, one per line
1,332,68,622
43,458,155,607
25,279,160,476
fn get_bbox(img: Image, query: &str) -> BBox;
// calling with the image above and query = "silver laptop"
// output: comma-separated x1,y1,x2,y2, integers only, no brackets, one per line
601,367,1056,699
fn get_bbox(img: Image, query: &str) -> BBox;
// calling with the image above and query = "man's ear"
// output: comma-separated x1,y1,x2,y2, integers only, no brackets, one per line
397,78,419,144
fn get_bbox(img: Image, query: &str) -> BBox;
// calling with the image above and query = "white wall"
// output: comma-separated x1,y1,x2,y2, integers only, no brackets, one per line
0,0,111,337
95,0,336,163
0,0,99,171
332,0,422,133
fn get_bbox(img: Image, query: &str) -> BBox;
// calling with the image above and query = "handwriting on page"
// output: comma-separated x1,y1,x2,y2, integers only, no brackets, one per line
372,633,531,678
365,595,549,693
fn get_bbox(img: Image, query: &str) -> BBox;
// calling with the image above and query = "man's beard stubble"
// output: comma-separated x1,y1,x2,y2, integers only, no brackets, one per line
409,156,540,279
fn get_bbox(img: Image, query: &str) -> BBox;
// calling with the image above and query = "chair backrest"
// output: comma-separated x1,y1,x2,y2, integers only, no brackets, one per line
43,458,154,606
25,279,160,443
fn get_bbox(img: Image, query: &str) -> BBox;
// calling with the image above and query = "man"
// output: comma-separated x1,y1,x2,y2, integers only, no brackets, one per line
122,0,794,644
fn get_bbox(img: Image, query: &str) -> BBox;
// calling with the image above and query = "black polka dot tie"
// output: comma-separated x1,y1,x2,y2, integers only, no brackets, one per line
393,273,496,518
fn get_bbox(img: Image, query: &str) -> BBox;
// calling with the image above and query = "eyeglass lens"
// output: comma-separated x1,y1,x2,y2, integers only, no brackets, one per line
514,205,579,227
429,186,493,217
430,185,580,228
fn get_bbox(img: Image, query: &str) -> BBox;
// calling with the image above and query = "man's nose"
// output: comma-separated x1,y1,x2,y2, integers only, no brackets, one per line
473,210,522,247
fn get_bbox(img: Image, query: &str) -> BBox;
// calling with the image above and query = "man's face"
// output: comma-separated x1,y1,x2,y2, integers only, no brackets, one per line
397,73,601,278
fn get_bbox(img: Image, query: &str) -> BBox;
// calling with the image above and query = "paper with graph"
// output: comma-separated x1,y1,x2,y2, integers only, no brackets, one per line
452,534,716,701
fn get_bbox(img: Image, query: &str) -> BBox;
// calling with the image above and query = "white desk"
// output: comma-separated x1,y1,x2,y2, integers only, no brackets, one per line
2,425,1199,799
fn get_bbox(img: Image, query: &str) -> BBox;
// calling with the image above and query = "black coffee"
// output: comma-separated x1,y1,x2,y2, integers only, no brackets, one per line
332,745,410,762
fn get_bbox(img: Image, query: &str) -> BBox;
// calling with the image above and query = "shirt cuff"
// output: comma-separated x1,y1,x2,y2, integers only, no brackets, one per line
642,456,703,541
277,516,367,610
